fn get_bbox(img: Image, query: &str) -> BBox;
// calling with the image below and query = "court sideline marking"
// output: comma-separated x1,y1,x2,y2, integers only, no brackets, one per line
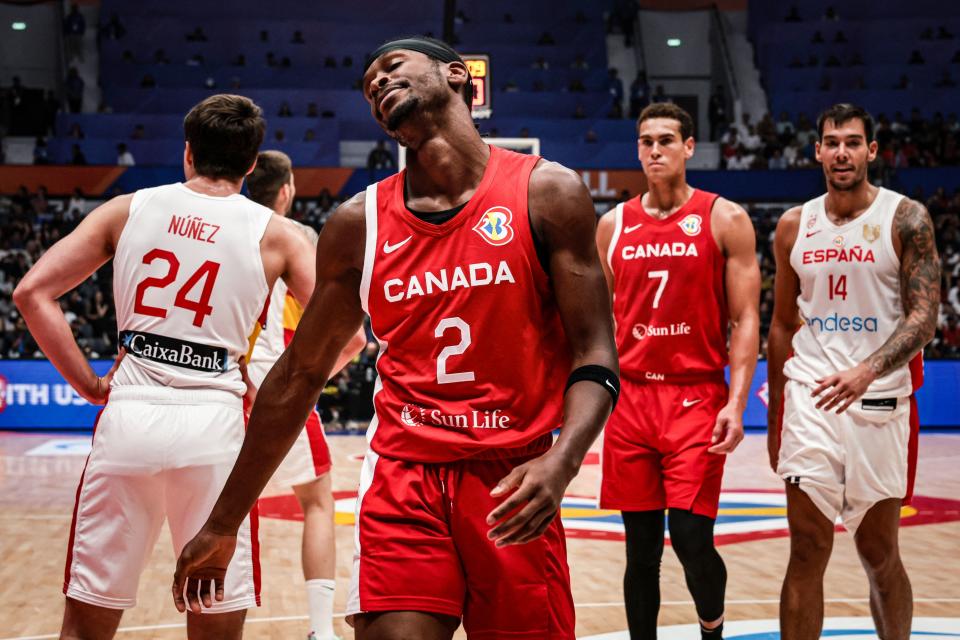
4,598,959,639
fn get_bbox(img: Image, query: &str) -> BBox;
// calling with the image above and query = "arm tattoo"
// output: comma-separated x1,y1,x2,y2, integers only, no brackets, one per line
865,198,940,377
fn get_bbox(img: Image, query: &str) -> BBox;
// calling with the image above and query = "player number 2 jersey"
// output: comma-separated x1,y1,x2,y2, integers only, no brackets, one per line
783,187,918,397
361,146,572,462
111,183,271,396
607,189,728,382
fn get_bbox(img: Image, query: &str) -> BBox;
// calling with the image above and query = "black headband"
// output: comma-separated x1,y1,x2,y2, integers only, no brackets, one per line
364,37,465,73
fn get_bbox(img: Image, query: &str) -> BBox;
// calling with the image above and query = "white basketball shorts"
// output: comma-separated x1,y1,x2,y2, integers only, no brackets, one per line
777,379,915,535
63,386,260,611
246,361,332,488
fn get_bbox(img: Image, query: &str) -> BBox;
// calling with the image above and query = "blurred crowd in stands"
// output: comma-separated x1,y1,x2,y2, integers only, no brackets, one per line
715,108,960,171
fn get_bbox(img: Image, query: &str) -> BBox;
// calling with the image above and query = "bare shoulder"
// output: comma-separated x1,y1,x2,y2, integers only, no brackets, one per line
775,205,802,235
892,195,937,261
773,206,802,253
529,159,592,216
711,196,754,237
530,158,584,191
85,193,134,251
712,196,751,224
313,191,367,273
893,196,934,237
323,190,366,230
528,160,595,250
90,192,134,222
597,208,616,233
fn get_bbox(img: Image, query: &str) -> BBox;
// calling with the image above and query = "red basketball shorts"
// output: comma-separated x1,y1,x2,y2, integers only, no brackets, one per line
600,378,728,518
346,435,575,639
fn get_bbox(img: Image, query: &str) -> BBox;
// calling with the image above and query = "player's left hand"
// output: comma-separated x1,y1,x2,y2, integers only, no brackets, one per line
238,357,257,419
84,348,126,405
813,362,876,414
708,402,745,454
486,450,575,547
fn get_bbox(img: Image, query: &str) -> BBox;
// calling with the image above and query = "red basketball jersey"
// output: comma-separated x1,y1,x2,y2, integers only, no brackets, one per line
361,146,571,462
607,189,728,382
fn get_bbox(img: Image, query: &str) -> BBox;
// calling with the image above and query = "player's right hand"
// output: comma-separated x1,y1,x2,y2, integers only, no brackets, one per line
172,527,237,613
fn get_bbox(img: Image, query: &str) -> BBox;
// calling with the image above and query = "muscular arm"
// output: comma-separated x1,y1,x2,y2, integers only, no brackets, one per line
864,197,940,375
766,207,803,470
206,196,367,533
595,210,616,296
709,198,761,453
813,198,940,413
13,196,131,403
487,161,619,545
272,216,367,374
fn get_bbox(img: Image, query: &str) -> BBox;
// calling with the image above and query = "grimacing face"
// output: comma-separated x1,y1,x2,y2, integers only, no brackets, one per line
362,50,457,133
815,118,878,192
637,117,694,181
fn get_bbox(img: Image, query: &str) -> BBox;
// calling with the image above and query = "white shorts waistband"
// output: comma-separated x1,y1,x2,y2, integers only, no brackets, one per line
107,385,241,407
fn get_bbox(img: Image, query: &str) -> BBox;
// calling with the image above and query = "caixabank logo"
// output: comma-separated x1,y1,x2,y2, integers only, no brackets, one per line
580,617,960,639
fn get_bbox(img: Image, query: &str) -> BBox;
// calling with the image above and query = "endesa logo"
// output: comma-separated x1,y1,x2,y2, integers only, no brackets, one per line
806,312,878,333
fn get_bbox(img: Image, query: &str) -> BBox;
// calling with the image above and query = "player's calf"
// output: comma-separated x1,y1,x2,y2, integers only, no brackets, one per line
60,598,123,640
186,609,246,640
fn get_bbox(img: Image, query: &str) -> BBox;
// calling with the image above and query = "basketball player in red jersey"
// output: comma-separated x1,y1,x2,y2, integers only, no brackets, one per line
172,37,619,639
768,104,938,640
13,95,320,639
596,103,761,639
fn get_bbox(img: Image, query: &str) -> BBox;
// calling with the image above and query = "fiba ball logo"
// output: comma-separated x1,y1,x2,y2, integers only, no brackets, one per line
678,214,702,237
473,206,515,246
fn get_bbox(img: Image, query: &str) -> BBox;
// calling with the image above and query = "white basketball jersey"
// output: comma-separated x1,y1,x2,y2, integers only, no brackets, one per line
112,183,272,395
783,187,914,397
247,219,317,383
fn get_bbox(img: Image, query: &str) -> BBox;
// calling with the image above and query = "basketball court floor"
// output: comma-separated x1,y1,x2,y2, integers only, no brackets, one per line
1,431,957,639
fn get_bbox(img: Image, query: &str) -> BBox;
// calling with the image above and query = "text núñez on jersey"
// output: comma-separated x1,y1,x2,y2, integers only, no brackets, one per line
167,214,221,244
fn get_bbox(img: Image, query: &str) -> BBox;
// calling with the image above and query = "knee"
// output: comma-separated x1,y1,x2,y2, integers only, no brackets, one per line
789,531,833,568
857,539,901,578
670,529,712,566
667,511,717,567
625,544,663,572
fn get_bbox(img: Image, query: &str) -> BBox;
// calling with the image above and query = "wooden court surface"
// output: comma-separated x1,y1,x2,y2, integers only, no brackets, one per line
0,431,957,639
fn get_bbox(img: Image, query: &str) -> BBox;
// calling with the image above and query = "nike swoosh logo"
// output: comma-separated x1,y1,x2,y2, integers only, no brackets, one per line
383,236,412,254
805,230,821,238
623,223,643,234
604,379,616,391
682,398,701,407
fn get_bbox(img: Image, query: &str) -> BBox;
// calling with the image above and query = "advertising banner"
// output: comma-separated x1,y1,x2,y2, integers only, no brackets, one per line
1,359,957,431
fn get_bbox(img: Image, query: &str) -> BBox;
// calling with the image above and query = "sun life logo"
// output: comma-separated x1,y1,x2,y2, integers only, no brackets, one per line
400,404,423,427
632,324,647,340
678,214,702,237
473,206,514,246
